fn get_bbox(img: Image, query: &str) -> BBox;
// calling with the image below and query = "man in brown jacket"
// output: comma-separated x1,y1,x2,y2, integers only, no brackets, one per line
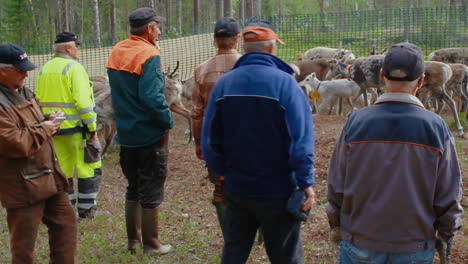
0,43,77,264
191,17,241,232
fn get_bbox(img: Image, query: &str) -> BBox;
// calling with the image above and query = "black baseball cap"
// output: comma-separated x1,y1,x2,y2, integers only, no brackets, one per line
129,8,165,28
55,32,82,45
214,17,240,38
0,44,36,71
383,42,425,82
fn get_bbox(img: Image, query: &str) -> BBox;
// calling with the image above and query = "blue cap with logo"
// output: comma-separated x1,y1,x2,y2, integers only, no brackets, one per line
0,43,36,71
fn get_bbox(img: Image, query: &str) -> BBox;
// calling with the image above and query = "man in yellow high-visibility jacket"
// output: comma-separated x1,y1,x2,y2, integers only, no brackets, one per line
36,32,102,220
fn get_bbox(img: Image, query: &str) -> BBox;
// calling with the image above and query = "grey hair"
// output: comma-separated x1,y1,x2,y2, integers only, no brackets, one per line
130,21,157,36
243,33,276,53
0,63,13,68
53,41,76,52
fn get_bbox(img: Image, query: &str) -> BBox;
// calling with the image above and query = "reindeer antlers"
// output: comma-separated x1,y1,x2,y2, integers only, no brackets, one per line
168,61,180,78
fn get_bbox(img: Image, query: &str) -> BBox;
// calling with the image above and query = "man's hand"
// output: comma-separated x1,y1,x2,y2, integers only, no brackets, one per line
47,109,64,120
195,144,204,160
301,186,316,211
330,227,341,245
436,237,452,264
89,132,98,141
43,120,61,135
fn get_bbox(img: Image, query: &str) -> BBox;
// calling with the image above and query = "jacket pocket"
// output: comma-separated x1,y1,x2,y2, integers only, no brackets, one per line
21,165,58,203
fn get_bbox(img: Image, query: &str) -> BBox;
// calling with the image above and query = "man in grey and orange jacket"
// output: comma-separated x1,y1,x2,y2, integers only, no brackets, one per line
327,43,463,263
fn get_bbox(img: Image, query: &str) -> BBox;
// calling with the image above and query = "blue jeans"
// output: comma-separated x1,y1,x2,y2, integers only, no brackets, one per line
339,240,435,264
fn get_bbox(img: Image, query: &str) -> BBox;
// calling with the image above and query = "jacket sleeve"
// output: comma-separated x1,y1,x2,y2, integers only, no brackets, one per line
191,68,204,148
139,55,173,129
0,108,53,158
282,79,315,190
434,132,463,241
69,63,98,132
326,129,347,228
201,81,225,175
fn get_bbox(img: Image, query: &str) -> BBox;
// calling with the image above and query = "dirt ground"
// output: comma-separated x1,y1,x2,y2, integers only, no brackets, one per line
0,110,466,263
157,111,468,264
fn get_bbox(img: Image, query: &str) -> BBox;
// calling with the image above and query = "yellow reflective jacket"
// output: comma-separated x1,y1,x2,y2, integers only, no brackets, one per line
36,54,97,135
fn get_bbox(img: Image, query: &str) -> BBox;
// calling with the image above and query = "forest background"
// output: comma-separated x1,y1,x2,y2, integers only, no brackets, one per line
1,0,467,50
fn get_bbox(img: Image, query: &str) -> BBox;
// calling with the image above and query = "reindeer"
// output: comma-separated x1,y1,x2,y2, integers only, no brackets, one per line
288,58,333,82
91,62,193,157
299,72,370,115
418,61,464,136
303,47,356,62
446,63,468,113
181,76,195,100
165,62,193,143
428,47,468,65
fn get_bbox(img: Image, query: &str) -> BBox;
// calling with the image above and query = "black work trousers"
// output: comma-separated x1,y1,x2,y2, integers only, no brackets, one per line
222,191,303,264
120,140,168,209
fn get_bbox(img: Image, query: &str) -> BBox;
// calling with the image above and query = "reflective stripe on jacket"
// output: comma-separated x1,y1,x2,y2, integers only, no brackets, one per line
36,54,97,133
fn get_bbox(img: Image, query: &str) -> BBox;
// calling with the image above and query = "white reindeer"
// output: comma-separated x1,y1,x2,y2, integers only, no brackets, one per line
299,72,365,115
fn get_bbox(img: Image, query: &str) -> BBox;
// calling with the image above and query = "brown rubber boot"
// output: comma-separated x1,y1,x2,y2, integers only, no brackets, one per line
125,200,142,254
141,207,171,255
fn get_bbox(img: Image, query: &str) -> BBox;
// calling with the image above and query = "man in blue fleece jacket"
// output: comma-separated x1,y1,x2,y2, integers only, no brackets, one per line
201,25,316,264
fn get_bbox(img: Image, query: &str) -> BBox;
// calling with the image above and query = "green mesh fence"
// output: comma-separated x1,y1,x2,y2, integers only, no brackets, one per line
4,5,466,89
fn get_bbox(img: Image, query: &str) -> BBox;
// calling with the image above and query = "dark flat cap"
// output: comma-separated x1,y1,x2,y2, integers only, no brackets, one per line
0,44,36,71
129,7,165,28
55,32,82,45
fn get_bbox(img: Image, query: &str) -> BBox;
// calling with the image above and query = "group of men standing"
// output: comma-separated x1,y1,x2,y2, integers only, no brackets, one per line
0,6,463,264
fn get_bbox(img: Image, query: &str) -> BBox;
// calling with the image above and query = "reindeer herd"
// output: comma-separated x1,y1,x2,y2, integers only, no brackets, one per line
291,46,468,137
92,46,467,155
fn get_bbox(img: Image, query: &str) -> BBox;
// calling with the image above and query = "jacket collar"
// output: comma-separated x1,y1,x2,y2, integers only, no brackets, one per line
129,34,157,47
375,92,424,108
0,82,27,104
54,52,75,60
233,52,294,75
217,49,238,56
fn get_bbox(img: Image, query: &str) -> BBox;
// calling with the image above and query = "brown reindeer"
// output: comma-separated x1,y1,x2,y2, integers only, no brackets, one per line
446,63,468,113
428,47,468,65
418,61,464,136
288,58,333,82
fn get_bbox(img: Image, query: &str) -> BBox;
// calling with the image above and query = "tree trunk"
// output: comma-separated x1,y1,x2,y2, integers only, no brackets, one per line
194,0,200,33
319,0,325,32
224,0,232,17
177,0,182,32
216,0,223,19
238,0,245,22
253,0,260,16
90,0,102,47
27,0,38,35
245,0,253,17
277,0,283,15
57,0,69,32
110,0,117,44
166,0,172,32
64,0,69,32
